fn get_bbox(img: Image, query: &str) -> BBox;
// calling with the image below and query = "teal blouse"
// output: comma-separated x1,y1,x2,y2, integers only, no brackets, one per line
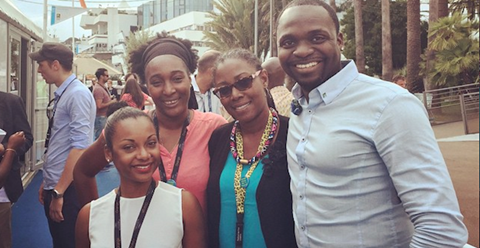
218,153,267,248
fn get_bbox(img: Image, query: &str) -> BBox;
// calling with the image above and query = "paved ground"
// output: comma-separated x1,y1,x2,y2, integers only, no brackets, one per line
433,121,479,247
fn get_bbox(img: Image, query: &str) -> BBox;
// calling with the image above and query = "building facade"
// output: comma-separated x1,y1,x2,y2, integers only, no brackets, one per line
138,0,213,29
80,8,137,53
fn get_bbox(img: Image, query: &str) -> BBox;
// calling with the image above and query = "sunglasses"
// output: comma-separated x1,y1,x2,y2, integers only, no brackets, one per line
213,70,262,99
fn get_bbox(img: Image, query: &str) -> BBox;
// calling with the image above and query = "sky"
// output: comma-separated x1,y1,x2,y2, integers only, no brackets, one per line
11,0,148,42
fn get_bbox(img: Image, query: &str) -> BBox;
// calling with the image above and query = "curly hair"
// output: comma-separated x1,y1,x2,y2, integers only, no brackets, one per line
128,31,198,85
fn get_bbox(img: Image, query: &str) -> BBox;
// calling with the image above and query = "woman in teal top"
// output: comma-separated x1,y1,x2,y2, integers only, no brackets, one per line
219,155,267,247
207,48,297,248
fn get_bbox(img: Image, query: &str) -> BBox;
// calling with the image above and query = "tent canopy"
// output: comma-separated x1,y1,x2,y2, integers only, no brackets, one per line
74,56,122,76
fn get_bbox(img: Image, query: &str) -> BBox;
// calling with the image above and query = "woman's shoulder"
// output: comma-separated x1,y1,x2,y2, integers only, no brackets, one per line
191,110,228,130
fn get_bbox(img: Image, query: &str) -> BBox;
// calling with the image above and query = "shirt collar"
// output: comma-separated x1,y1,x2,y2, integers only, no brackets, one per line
292,60,358,106
191,75,200,92
54,74,76,98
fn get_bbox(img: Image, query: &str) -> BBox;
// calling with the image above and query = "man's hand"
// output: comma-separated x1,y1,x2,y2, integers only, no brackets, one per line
49,198,65,222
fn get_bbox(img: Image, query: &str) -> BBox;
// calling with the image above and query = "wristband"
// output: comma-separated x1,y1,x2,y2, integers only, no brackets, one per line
5,148,17,156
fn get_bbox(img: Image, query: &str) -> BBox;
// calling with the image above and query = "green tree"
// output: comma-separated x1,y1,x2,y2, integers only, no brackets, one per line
423,13,479,87
450,0,479,20
203,0,293,58
341,1,427,77
125,29,153,73
203,0,270,58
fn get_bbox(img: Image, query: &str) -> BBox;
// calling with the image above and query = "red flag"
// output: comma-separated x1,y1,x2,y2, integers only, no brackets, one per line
79,0,87,8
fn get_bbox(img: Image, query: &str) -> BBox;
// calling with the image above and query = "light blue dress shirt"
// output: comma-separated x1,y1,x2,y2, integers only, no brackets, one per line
43,74,96,190
287,61,467,248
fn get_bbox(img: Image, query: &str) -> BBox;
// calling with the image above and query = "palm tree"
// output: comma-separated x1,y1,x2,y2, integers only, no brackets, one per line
407,0,422,92
353,0,365,73
426,13,479,87
381,0,393,81
425,0,439,91
438,0,449,18
125,30,153,72
204,0,271,58
450,0,479,20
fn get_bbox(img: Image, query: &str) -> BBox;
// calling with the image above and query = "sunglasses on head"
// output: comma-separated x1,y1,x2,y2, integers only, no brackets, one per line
214,70,262,99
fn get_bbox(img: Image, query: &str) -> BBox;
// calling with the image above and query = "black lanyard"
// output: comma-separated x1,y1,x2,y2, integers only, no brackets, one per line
114,179,156,248
44,78,76,152
236,212,245,248
153,112,190,187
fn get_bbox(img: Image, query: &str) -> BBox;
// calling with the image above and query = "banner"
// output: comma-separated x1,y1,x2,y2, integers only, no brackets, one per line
50,5,87,25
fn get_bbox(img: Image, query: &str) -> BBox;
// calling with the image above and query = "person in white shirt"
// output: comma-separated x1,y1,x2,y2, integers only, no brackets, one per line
75,107,206,248
276,0,468,247
192,50,223,115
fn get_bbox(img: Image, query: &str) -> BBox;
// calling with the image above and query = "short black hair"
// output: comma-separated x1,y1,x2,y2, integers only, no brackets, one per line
95,68,108,80
276,0,339,35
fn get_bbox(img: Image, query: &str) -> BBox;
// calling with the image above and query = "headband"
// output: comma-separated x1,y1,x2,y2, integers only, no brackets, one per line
141,38,193,71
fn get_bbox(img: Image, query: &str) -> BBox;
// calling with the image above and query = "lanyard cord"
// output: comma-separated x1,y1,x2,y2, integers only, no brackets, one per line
153,111,190,186
230,108,278,247
44,78,76,152
114,179,156,248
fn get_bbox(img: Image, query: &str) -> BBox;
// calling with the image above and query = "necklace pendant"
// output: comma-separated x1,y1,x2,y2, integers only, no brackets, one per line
166,179,177,187
239,159,249,165
240,177,249,188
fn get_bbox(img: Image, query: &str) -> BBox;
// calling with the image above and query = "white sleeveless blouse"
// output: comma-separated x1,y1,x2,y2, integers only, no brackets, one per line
89,182,183,248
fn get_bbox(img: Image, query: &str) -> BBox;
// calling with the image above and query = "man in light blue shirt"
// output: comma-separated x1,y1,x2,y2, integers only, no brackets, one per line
276,1,468,247
29,42,96,248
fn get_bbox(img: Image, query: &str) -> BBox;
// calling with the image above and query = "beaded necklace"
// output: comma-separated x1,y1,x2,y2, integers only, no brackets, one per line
229,108,279,247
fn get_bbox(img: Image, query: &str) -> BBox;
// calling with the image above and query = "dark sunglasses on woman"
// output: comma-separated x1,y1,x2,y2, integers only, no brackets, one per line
213,70,262,99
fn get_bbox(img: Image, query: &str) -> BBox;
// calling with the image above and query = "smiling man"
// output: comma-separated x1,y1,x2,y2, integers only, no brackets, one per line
277,1,468,247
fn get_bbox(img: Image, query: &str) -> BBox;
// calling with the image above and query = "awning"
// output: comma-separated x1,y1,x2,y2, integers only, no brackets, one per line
74,56,122,76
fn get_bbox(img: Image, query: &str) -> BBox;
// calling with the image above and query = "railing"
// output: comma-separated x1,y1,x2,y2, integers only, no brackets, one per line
417,83,479,128
459,91,479,134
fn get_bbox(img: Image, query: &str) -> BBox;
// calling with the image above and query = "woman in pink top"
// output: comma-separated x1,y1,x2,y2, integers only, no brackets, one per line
73,32,226,215
120,78,154,109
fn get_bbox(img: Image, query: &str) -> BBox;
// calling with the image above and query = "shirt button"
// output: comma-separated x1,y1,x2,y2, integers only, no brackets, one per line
301,226,305,230
301,165,305,169
322,92,327,98
299,195,304,199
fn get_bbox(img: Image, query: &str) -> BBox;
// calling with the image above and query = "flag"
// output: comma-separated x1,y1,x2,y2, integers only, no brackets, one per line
79,0,87,8
50,6,88,25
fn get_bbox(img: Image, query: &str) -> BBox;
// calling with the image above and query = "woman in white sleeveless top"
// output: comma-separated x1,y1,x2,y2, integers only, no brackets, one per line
75,107,206,248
